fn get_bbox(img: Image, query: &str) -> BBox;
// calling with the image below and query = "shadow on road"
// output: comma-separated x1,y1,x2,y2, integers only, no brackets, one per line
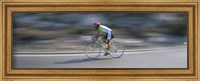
54,58,112,64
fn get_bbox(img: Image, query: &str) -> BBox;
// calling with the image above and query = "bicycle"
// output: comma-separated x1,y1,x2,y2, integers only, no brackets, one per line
85,36,125,59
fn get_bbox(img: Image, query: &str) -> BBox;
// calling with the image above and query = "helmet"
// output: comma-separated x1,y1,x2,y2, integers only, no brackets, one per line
93,22,100,26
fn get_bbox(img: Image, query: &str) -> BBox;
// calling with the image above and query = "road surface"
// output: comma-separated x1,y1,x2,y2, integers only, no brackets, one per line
13,45,187,68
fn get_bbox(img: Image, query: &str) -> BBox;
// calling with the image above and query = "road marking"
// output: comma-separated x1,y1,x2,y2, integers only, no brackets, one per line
13,45,186,57
14,54,86,57
13,48,183,57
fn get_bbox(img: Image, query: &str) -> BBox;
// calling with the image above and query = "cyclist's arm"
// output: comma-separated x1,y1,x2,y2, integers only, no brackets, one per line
95,31,101,40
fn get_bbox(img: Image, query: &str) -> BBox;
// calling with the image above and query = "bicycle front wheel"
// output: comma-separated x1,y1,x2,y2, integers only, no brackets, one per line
85,43,101,59
110,42,125,58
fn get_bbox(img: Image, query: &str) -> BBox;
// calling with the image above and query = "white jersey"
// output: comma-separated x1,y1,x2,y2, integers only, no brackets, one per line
97,25,112,33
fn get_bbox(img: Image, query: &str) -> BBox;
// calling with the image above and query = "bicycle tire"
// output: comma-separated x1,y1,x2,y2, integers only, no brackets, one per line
109,42,125,58
85,43,101,59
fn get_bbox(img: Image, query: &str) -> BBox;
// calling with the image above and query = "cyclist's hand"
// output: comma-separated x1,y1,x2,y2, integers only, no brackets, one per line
92,37,96,43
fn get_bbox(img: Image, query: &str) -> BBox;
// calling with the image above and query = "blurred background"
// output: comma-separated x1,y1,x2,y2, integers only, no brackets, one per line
13,12,187,53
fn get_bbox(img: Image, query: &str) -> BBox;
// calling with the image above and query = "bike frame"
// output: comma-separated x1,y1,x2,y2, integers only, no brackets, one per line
85,36,124,59
94,37,117,52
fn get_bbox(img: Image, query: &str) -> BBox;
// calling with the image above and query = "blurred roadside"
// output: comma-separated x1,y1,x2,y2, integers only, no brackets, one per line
13,35,187,53
13,12,187,53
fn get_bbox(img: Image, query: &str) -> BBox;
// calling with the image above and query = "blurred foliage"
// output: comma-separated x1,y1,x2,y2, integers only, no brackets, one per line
64,27,93,35
14,28,66,41
162,21,187,36
13,12,188,43
14,27,95,43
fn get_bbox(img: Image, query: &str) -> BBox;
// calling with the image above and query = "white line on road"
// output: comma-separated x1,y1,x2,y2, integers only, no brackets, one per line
14,54,86,57
13,48,177,57
14,45,186,57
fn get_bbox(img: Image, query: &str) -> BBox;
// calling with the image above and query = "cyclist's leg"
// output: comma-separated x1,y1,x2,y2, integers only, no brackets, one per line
104,32,114,56
106,32,112,52
102,36,107,44
107,32,114,52
107,32,114,50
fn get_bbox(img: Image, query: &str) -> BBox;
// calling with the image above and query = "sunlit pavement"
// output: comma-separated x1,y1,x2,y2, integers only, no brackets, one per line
13,45,187,69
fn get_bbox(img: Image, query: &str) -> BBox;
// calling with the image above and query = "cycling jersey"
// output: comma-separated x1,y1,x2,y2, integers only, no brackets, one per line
97,25,114,40
98,25,112,33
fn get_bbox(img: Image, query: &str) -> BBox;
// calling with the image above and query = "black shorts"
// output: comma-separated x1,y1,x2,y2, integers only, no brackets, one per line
104,32,114,40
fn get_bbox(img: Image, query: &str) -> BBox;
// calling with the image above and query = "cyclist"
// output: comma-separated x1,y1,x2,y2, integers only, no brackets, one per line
93,22,114,56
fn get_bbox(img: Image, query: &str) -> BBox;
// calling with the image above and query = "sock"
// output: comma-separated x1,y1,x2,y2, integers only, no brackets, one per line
106,44,108,48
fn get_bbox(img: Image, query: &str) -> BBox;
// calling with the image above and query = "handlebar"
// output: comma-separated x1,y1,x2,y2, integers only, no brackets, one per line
92,37,96,43
92,36,102,43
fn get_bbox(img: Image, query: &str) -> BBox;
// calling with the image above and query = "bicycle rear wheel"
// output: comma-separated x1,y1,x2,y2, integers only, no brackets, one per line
85,43,101,59
109,42,124,58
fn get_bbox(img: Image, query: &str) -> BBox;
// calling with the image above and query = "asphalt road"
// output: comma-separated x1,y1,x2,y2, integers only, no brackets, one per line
13,45,187,68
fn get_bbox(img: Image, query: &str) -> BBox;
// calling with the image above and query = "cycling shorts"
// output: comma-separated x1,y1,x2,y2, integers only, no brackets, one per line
104,31,114,40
